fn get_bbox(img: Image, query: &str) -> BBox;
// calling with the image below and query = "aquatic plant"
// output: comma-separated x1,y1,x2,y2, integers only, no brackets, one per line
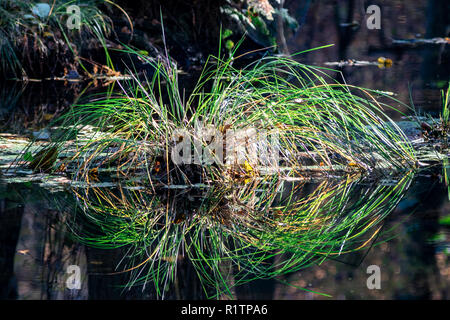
14,42,422,297
415,82,450,144
441,82,450,135
0,0,129,77
26,44,417,184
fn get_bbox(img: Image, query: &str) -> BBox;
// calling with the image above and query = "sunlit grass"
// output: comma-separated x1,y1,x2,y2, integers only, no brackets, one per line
31,45,418,184
441,82,450,132
15,41,424,299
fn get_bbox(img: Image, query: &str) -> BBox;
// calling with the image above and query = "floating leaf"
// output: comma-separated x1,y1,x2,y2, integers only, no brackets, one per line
377,57,393,68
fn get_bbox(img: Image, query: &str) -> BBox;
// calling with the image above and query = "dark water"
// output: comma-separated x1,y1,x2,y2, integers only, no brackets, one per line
0,1,449,300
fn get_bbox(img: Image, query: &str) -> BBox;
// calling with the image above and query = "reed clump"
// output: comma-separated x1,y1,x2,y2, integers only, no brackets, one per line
31,45,417,185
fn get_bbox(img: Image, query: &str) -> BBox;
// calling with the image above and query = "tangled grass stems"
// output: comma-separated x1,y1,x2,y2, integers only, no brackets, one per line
66,171,414,298
0,0,127,77
35,45,417,184
18,46,419,298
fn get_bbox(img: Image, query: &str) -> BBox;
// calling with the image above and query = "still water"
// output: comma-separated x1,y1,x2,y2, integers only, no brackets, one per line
0,1,449,299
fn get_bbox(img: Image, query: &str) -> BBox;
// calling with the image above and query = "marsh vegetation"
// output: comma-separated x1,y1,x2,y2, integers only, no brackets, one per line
0,0,449,300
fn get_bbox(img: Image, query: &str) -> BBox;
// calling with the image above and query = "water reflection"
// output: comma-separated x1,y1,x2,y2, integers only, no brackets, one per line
0,183,88,299
2,167,449,299
55,172,413,298
287,0,450,118
270,170,450,300
0,0,449,301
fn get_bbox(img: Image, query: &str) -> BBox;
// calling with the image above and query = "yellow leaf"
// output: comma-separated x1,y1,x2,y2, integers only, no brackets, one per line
377,57,393,68
243,160,254,175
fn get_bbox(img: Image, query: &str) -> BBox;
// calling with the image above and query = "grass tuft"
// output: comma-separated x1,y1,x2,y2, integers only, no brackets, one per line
0,0,124,77
35,45,417,184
